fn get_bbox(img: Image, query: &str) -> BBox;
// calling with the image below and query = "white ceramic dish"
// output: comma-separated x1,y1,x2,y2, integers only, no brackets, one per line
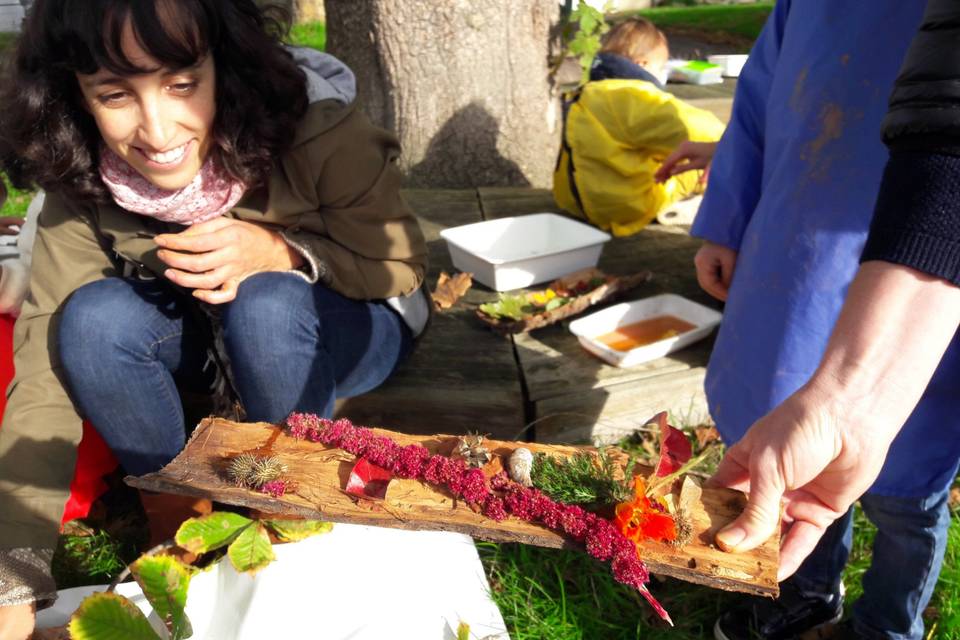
440,213,611,291
707,54,749,78
568,294,722,368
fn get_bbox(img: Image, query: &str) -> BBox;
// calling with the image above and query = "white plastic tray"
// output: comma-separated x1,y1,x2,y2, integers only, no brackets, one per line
568,294,721,368
707,54,749,78
440,213,611,291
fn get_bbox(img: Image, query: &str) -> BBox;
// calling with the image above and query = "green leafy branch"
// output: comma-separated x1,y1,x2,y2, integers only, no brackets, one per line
553,1,611,86
530,449,633,507
68,512,332,640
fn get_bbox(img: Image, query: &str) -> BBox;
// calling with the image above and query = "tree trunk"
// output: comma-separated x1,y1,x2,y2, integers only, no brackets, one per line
295,0,324,22
325,0,561,188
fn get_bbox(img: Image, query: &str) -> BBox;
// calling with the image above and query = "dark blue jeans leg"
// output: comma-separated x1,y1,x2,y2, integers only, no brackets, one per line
221,273,412,423
851,490,951,640
789,507,854,597
59,278,214,475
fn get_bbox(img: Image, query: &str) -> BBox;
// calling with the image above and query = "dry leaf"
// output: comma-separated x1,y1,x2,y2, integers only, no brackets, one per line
694,425,721,449
432,271,473,310
549,267,606,293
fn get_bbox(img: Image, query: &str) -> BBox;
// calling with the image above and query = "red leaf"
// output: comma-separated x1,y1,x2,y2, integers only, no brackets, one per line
650,412,692,477
345,458,393,500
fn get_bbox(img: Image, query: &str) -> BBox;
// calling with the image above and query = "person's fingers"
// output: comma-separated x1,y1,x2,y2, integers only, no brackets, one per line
155,229,229,253
700,267,728,301
0,217,23,229
716,451,785,553
656,146,690,183
719,252,737,291
157,247,231,273
777,519,828,581
193,277,239,305
164,266,229,290
0,227,19,236
708,448,751,492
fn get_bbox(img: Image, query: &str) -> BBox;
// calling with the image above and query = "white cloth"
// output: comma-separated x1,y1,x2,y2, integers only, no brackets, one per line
38,524,510,640
0,192,41,316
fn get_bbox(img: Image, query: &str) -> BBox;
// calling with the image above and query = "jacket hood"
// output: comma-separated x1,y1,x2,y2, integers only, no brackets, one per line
590,52,664,89
288,46,357,105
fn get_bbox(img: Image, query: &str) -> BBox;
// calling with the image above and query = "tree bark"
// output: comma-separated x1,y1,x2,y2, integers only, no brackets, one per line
325,0,561,188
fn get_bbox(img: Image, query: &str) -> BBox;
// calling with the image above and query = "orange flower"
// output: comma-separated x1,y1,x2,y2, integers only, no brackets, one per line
614,477,677,543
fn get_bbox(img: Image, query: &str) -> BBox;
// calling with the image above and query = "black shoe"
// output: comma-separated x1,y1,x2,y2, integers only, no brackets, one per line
827,620,865,639
713,580,844,640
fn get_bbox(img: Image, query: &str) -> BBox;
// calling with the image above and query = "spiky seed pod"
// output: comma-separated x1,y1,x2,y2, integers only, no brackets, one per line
226,453,261,488
508,447,534,487
669,508,694,548
249,456,288,488
225,453,287,489
455,434,492,468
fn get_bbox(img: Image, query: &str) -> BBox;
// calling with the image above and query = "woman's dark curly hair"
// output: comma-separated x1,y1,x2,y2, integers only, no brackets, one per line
0,0,309,201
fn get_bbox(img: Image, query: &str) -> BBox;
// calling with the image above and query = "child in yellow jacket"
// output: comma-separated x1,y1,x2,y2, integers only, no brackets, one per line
553,18,725,237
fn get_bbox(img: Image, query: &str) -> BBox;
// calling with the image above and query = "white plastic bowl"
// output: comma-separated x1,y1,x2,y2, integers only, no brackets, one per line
569,294,721,368
440,213,611,291
707,54,749,78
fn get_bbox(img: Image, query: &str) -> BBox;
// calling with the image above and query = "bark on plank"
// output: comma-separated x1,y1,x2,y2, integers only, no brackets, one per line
128,418,778,598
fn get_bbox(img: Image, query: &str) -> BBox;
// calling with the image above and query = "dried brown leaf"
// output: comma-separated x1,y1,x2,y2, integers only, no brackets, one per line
694,425,721,449
432,271,473,310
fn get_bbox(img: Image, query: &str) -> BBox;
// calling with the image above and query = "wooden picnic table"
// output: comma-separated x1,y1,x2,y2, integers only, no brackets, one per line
335,187,719,446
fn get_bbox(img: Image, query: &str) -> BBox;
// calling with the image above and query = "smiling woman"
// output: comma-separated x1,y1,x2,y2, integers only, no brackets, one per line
0,0,429,635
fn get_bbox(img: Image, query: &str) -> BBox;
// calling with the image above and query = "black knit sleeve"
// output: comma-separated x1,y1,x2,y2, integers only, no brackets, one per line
861,152,960,285
862,0,960,284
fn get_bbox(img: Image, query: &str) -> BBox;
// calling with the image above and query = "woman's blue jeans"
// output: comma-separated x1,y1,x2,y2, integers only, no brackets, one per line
791,487,952,640
58,273,412,476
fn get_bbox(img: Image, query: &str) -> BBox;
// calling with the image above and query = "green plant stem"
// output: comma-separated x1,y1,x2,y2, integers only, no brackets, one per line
644,444,718,498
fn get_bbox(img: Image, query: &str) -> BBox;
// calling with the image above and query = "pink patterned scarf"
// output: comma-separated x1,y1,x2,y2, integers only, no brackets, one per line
99,147,247,225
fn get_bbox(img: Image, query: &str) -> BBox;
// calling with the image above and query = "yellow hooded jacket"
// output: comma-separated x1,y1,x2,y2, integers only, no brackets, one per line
553,79,725,237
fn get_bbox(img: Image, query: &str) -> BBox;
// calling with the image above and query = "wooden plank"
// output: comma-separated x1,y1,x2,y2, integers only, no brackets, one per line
476,187,562,220
336,189,525,439
532,367,711,445
514,328,712,399
129,418,778,597
469,188,718,442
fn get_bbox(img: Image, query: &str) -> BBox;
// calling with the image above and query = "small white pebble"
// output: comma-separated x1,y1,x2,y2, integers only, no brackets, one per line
508,447,534,487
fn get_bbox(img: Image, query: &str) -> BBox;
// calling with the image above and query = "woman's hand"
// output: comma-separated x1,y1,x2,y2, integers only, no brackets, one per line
694,240,737,301
0,602,35,640
0,217,24,236
155,218,304,304
709,262,960,581
654,141,717,183
709,384,889,581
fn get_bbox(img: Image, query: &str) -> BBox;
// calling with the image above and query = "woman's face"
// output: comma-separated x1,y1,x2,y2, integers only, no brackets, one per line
76,24,216,191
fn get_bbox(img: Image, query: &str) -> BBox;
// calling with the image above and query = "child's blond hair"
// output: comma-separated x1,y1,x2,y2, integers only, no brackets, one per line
601,18,668,63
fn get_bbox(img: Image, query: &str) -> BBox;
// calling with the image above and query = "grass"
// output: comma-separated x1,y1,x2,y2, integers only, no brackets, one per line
52,525,139,590
635,2,774,42
480,541,737,639
0,32,14,57
289,21,326,51
1,173,31,219
476,425,960,638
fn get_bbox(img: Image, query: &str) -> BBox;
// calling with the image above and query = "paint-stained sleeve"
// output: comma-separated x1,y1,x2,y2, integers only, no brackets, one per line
690,0,791,250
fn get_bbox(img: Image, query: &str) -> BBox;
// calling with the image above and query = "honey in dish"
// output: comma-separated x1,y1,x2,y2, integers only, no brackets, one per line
594,315,697,352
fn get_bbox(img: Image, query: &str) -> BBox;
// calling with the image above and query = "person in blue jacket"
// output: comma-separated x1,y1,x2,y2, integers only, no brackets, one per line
674,2,960,639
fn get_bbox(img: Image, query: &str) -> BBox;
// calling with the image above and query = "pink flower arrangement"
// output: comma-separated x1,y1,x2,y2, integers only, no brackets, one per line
260,479,289,498
284,412,672,625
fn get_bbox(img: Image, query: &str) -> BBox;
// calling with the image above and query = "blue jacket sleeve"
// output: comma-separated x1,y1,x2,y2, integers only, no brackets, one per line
690,0,790,250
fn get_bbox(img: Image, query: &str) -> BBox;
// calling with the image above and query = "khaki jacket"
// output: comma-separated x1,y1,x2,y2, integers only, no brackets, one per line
0,99,427,572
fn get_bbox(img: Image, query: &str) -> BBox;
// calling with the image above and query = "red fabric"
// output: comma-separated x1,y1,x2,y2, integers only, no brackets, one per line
0,314,117,526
